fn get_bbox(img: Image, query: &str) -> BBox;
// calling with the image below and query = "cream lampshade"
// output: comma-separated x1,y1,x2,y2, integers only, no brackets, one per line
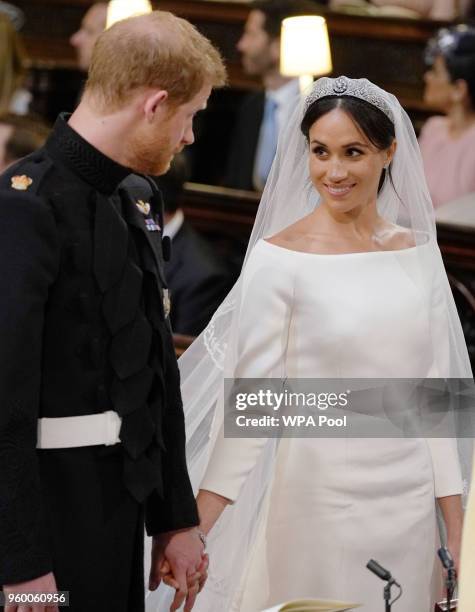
280,15,332,94
106,0,153,29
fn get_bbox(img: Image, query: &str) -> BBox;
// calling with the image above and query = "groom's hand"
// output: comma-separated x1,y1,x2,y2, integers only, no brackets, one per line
149,528,205,611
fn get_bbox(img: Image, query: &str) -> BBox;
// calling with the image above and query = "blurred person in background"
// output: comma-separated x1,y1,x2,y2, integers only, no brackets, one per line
330,0,470,21
0,1,24,29
0,12,31,114
157,153,231,337
70,3,107,72
0,112,49,172
419,25,475,209
223,0,321,191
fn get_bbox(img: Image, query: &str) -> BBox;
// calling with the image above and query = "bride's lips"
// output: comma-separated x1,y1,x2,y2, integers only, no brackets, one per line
324,183,356,198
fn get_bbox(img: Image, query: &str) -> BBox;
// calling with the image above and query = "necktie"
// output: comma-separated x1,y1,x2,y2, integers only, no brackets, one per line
255,97,278,189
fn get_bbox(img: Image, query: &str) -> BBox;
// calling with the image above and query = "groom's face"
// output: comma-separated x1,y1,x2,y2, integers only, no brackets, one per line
127,83,211,176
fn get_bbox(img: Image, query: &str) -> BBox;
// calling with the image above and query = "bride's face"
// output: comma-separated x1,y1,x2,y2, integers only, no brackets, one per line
308,108,395,215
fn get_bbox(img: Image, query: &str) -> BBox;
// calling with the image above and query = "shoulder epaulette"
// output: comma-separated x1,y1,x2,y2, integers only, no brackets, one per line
1,155,54,197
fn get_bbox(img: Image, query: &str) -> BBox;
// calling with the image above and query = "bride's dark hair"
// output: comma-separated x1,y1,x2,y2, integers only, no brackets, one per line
300,95,396,193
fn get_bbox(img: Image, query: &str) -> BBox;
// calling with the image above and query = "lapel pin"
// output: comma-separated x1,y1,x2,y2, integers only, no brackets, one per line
11,175,33,191
135,199,151,216
145,218,161,232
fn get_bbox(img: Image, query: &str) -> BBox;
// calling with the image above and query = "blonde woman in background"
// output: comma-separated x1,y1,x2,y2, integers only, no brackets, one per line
0,12,31,114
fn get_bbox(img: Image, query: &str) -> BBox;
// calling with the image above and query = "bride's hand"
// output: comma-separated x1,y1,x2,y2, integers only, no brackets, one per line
160,553,209,592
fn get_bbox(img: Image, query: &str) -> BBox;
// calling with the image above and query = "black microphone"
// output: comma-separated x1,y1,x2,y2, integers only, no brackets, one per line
438,547,454,570
366,559,392,581
367,559,402,611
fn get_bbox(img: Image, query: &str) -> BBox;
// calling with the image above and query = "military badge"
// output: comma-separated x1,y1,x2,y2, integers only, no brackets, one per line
163,288,171,318
11,175,33,191
135,199,151,216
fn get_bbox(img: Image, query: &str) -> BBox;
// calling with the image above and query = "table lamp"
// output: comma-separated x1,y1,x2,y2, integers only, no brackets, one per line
106,0,153,29
280,15,332,95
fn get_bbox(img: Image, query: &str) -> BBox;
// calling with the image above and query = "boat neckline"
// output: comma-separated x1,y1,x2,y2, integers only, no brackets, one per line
260,235,431,257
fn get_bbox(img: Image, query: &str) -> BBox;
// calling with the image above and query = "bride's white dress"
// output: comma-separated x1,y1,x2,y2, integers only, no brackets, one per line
201,238,462,611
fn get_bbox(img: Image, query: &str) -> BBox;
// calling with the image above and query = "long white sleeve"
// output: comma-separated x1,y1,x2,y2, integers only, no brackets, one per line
426,262,463,498
426,438,463,498
200,241,294,502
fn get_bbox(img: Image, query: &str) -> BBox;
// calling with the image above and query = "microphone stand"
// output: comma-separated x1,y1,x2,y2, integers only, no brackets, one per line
384,580,395,612
438,547,456,611
367,559,402,612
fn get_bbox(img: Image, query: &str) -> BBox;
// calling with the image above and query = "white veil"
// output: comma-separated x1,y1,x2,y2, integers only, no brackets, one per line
145,77,473,611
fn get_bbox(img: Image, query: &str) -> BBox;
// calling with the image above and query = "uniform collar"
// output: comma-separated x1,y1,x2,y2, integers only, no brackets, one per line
45,113,132,195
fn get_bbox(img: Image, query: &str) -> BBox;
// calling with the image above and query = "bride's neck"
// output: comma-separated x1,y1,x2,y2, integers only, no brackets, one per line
315,199,382,240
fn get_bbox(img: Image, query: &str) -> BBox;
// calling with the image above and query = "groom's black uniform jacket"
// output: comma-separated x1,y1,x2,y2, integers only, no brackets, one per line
0,115,199,611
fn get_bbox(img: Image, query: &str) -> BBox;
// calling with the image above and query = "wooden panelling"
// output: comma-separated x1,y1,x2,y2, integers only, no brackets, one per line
183,182,258,237
437,223,475,272
173,333,195,357
15,1,447,106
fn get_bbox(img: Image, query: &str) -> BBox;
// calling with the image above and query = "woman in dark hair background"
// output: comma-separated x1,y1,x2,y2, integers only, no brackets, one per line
152,77,472,612
419,25,475,209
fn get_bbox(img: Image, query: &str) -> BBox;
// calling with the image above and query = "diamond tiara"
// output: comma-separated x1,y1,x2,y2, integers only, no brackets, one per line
304,76,395,123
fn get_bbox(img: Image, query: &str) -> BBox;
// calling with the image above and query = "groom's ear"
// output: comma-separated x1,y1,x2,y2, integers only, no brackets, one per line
143,90,169,123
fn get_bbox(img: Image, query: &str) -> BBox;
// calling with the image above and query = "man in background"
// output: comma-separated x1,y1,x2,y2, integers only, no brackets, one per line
157,153,231,337
70,2,107,72
224,0,320,191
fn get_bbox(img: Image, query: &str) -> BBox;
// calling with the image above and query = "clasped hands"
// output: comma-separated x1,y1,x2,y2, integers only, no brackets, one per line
149,527,209,612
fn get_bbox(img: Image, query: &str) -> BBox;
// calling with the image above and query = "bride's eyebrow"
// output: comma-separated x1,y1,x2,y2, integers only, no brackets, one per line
310,139,369,148
343,141,369,148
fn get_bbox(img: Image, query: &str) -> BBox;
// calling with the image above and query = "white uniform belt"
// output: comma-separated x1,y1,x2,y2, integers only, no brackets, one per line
36,411,122,449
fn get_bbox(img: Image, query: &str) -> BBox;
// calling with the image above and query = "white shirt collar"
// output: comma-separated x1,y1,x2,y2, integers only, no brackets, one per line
163,208,185,241
266,78,300,109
